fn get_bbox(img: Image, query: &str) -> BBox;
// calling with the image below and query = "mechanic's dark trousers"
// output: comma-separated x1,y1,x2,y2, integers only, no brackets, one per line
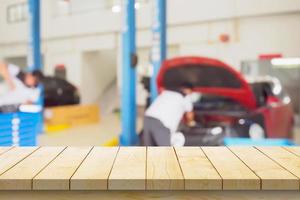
141,116,171,146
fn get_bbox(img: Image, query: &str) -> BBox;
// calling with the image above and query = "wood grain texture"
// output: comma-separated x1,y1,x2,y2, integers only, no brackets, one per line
71,147,119,190
33,147,92,190
202,147,260,190
108,147,146,190
0,147,14,155
0,147,65,190
175,147,222,190
0,147,38,176
0,147,300,192
230,146,299,190
147,147,184,190
258,147,300,180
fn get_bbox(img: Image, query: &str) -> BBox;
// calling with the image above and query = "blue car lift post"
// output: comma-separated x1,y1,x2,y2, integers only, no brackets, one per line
28,0,43,136
120,0,167,145
28,0,43,105
120,0,138,146
28,0,41,71
150,0,167,101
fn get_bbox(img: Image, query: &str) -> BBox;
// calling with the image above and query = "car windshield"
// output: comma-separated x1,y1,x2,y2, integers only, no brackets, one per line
162,64,242,89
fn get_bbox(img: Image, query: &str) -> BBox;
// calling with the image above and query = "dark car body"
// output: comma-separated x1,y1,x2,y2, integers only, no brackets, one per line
42,77,80,107
157,56,294,145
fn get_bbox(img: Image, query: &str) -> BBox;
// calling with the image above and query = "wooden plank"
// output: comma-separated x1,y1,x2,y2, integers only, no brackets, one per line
230,147,299,190
175,147,222,190
108,147,146,190
1,146,300,193
71,147,119,190
0,147,38,176
147,147,184,190
285,147,300,157
202,147,260,190
0,147,65,190
33,147,92,190
258,147,300,180
0,147,14,155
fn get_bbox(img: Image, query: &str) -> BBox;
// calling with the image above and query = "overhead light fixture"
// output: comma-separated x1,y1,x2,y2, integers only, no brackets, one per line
135,2,141,10
111,5,121,13
111,1,141,13
271,58,300,66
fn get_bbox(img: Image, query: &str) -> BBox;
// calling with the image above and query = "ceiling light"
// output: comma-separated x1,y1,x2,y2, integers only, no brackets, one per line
111,2,141,13
111,5,121,13
271,58,300,66
135,2,141,10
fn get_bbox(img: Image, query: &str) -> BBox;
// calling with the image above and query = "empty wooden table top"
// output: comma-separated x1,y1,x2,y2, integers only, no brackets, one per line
0,146,300,191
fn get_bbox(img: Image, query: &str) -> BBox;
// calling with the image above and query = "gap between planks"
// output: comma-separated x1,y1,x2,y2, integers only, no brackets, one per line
0,147,40,178
229,147,299,190
0,147,15,156
256,146,300,190
0,147,66,190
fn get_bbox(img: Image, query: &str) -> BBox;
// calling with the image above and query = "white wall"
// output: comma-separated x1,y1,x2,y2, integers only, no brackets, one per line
173,13,300,68
81,50,117,104
0,0,300,104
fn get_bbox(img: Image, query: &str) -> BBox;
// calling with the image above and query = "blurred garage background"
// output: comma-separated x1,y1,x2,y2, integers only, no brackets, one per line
0,0,299,146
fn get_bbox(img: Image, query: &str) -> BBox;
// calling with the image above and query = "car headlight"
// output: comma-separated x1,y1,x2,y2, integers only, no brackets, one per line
249,123,265,139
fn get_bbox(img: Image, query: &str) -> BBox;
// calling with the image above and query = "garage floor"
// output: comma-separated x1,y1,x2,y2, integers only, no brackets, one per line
38,113,143,146
38,114,121,146
38,114,300,146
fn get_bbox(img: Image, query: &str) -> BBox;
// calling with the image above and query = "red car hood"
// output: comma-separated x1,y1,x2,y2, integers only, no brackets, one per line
157,56,257,110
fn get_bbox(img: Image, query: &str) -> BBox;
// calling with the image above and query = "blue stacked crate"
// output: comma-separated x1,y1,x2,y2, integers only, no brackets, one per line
0,112,42,146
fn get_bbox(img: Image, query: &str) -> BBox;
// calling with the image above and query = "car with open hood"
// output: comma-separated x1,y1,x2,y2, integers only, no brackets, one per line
157,56,294,146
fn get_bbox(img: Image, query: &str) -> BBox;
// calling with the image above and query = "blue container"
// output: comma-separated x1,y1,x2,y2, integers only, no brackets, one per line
224,138,296,146
0,111,42,147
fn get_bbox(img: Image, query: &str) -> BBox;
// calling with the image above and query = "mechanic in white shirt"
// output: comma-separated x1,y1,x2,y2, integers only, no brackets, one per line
142,83,197,146
0,62,43,107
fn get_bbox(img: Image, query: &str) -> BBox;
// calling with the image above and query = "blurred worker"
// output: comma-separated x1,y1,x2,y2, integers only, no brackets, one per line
0,62,44,109
142,83,197,146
